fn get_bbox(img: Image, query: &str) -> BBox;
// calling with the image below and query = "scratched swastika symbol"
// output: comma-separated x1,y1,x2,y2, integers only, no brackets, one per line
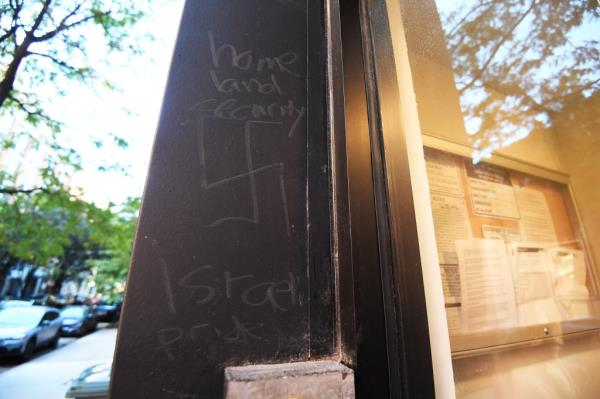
198,116,291,235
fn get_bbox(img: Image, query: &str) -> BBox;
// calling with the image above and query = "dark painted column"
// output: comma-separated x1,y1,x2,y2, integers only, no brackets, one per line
110,1,334,397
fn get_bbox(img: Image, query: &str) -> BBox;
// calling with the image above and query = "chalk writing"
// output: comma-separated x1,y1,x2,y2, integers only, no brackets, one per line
198,117,291,235
113,5,317,396
179,264,216,305
177,266,300,312
241,272,297,312
157,315,264,361
223,315,263,344
210,70,283,95
152,28,308,367
208,32,300,77
194,98,305,137
151,239,177,315
157,327,183,361
225,271,253,299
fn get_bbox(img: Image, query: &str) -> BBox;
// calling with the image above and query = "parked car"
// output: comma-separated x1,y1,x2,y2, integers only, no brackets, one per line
65,363,110,399
60,306,97,337
92,301,121,323
0,299,34,310
0,306,62,361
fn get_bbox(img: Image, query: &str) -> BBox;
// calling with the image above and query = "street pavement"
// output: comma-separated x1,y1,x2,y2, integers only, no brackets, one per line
0,325,117,399
0,337,77,375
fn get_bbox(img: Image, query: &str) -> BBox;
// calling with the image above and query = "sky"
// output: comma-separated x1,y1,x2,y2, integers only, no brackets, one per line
68,0,185,207
1,0,185,208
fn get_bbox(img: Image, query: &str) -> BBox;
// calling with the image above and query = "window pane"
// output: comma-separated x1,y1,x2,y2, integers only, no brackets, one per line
426,0,599,396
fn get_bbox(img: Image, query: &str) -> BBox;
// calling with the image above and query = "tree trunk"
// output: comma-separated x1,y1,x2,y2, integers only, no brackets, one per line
0,255,18,298
0,0,52,110
50,264,67,296
0,39,32,109
22,268,38,298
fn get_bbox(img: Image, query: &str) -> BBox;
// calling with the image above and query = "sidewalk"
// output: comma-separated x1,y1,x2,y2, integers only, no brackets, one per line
0,326,117,399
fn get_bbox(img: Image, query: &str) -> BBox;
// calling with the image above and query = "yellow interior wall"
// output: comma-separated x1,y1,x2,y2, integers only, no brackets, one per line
553,94,600,273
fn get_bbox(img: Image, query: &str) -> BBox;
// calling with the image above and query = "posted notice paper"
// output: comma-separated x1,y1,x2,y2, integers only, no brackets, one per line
425,150,464,197
430,194,472,304
431,194,473,264
466,162,520,219
440,264,461,304
515,187,558,243
509,244,554,303
551,248,589,299
482,225,521,243
456,239,517,331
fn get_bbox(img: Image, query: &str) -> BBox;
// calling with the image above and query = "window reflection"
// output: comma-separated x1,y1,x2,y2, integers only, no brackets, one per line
437,0,599,160
411,0,600,359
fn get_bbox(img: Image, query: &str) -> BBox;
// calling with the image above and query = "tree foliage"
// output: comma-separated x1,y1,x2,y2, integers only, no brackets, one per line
0,0,151,195
0,0,154,297
0,188,138,297
441,0,599,159
88,197,139,301
0,0,147,123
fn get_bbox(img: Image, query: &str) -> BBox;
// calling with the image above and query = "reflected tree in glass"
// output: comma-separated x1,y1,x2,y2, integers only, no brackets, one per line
439,0,599,160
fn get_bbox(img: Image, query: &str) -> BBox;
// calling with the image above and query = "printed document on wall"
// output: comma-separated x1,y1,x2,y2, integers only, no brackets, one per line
551,248,589,299
466,163,520,219
431,194,473,265
456,239,517,331
482,225,521,243
515,187,558,243
425,150,464,197
430,194,472,303
509,243,563,325
509,244,554,303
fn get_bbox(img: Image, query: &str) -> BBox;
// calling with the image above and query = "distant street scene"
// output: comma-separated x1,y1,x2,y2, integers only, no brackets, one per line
0,0,183,397
0,324,116,399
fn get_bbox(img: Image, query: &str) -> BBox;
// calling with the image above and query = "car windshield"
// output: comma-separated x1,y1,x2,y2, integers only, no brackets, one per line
0,300,32,308
0,307,44,328
61,307,85,318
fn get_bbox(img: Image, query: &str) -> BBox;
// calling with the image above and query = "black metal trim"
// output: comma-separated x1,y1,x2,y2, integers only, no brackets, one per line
326,0,358,365
307,0,337,358
339,0,391,396
360,0,436,397
359,0,405,395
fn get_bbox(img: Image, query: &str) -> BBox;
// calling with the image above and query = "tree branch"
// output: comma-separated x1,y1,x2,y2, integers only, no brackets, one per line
459,0,538,94
484,78,552,114
8,0,24,22
0,40,33,109
0,26,17,44
5,93,56,127
32,1,97,43
0,0,23,44
33,14,99,42
446,1,495,40
27,51,83,75
26,0,52,39
0,1,53,109
549,76,600,105
0,186,50,195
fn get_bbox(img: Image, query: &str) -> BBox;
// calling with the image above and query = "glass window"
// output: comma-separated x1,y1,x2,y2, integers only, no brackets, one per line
61,307,86,318
43,311,59,321
0,308,44,328
420,0,599,397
